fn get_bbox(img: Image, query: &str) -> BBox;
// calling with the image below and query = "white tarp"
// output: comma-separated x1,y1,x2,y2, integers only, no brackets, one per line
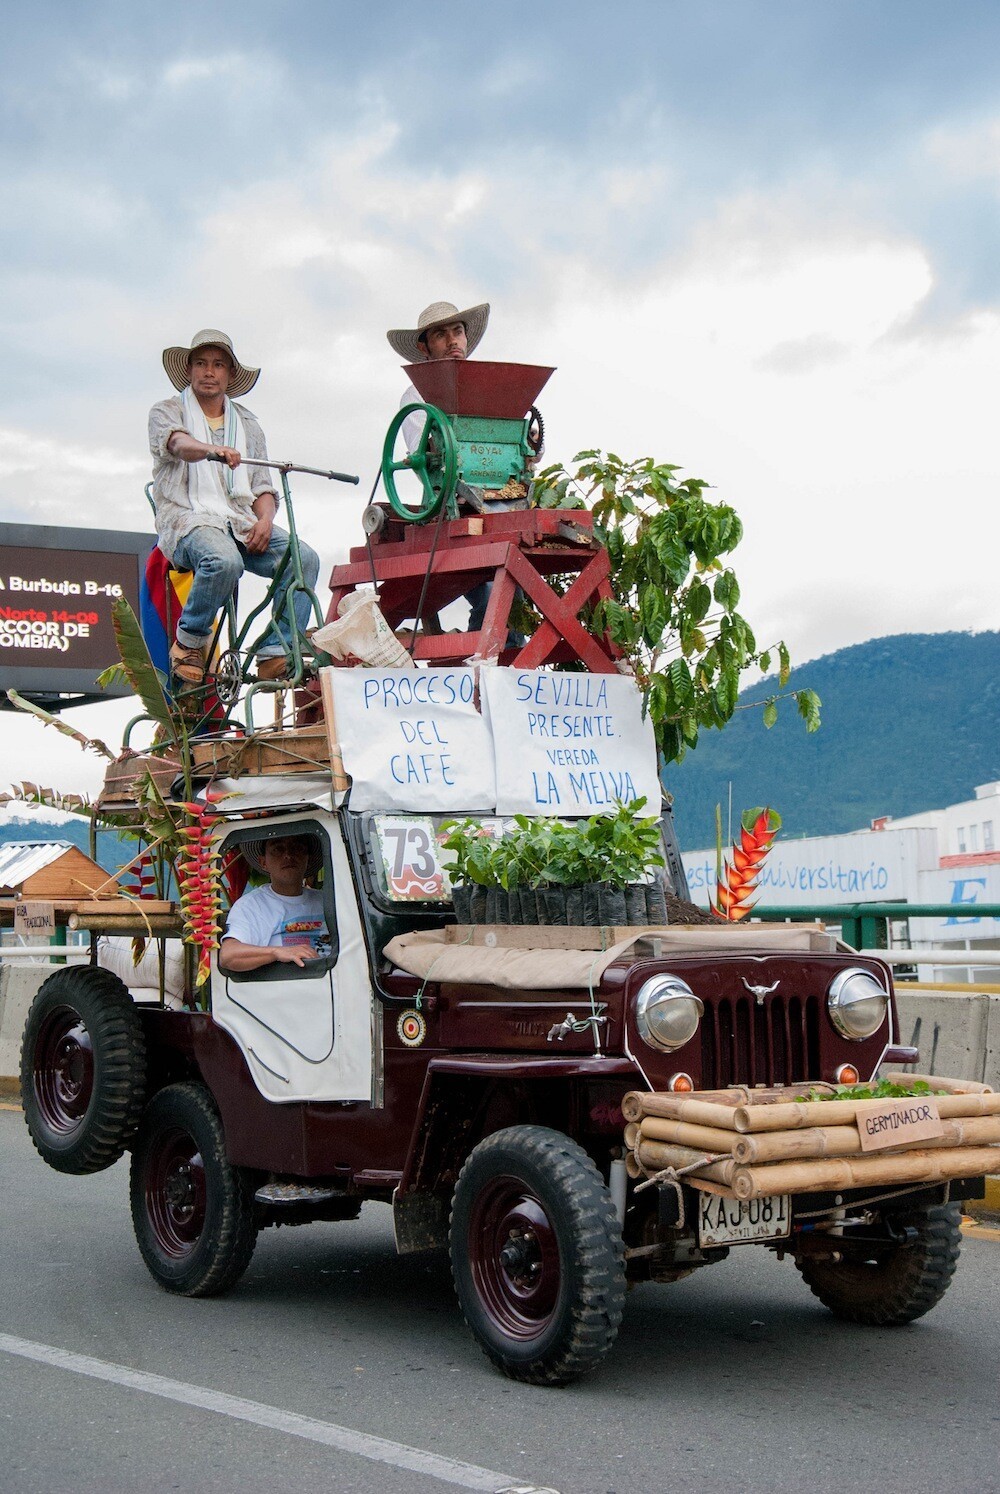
481,668,661,817
327,667,496,813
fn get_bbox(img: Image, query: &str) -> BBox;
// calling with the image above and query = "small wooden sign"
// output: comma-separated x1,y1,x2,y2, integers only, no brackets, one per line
14,901,56,940
856,1097,945,1152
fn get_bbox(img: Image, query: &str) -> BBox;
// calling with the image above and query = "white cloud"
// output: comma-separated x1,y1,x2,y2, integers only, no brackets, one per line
161,53,254,88
924,116,1000,185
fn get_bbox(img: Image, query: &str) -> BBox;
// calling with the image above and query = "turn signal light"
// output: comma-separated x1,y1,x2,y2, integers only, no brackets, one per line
835,1063,860,1085
668,1072,694,1092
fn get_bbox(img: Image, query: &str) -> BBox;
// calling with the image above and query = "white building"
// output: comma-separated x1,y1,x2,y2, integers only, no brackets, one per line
681,782,1000,984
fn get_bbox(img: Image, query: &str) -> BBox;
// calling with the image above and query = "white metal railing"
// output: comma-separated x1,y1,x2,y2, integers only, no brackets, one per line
862,948,1000,967
0,947,90,961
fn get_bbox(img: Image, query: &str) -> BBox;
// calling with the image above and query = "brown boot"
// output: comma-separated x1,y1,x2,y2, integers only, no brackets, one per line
257,655,290,682
169,641,205,684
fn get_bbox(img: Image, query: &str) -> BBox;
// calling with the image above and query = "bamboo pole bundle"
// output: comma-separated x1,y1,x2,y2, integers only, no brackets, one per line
639,1116,742,1152
634,1140,739,1189
731,1145,1000,1201
621,1094,740,1129
624,1122,641,1151
732,1114,1000,1166
734,1091,1000,1133
621,1083,829,1123
891,1074,993,1095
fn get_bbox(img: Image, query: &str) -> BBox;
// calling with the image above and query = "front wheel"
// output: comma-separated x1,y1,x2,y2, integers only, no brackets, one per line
794,1198,962,1326
450,1126,625,1385
130,1083,257,1297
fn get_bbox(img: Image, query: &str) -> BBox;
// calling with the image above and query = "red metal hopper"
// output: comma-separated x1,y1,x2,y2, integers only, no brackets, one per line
403,360,555,418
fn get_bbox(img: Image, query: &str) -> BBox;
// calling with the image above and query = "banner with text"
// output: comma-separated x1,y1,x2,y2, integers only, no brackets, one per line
326,667,496,813
481,668,661,816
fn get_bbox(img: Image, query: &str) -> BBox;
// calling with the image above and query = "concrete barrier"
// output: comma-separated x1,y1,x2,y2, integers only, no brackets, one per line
0,965,48,1086
892,987,999,1088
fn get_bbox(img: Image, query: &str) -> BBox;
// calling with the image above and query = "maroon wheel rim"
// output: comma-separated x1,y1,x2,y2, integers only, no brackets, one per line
33,1005,95,1135
144,1125,208,1259
467,1174,562,1342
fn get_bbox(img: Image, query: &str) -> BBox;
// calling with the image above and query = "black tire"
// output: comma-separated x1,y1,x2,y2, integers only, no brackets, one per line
795,1199,962,1326
450,1125,626,1386
20,966,147,1175
130,1083,258,1297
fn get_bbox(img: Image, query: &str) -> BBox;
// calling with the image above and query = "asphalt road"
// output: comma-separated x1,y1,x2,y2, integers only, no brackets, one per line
2,1105,999,1494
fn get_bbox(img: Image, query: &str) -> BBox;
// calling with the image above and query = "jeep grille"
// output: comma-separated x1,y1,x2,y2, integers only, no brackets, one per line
700,993,821,1088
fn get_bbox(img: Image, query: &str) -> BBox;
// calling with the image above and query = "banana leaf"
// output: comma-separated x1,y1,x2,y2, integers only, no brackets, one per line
106,596,179,735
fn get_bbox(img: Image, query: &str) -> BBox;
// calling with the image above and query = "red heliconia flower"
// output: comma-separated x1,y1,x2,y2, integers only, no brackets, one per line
711,807,781,922
175,802,223,988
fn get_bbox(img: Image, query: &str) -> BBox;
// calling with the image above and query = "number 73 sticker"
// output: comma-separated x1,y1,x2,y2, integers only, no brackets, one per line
375,816,450,901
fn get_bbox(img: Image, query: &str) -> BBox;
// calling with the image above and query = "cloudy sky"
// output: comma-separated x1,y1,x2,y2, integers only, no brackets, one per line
1,0,998,795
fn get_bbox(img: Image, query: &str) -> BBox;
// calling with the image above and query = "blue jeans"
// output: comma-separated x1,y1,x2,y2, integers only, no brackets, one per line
171,524,321,658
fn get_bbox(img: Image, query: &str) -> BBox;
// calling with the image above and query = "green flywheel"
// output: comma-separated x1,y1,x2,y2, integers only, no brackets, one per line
381,403,458,522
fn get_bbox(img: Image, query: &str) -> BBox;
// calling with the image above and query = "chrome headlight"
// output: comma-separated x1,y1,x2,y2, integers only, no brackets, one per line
635,975,704,1053
827,967,888,1040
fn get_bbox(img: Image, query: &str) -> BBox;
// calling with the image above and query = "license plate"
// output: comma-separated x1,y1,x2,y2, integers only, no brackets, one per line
697,1192,791,1247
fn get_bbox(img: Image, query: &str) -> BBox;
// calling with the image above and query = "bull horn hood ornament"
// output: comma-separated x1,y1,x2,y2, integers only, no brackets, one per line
742,977,780,1005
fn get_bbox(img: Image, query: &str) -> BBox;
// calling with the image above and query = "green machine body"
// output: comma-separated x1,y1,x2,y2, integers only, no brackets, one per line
381,361,554,522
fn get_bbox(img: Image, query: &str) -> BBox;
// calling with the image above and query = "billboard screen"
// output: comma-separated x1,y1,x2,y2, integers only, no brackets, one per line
0,522,156,703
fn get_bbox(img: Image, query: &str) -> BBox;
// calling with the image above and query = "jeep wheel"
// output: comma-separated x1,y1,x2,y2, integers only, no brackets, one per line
795,1199,962,1325
130,1083,258,1297
450,1126,625,1386
20,966,146,1175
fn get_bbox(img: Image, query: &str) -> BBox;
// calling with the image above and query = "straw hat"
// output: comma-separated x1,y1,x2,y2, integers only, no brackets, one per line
241,834,322,878
386,300,490,363
162,328,260,399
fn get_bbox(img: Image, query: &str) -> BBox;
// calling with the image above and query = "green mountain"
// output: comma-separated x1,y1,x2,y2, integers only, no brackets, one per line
0,814,132,877
664,631,1000,850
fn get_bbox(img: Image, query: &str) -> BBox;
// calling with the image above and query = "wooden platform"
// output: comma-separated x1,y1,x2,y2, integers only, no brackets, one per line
190,724,336,778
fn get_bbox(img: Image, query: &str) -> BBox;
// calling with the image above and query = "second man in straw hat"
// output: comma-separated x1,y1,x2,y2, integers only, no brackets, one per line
149,328,321,686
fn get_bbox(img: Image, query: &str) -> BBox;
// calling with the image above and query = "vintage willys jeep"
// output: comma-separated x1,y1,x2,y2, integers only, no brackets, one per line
19,764,990,1387
17,369,993,1385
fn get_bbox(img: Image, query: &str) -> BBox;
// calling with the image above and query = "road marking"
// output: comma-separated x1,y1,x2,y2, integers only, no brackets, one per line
0,1103,21,1112
0,1333,531,1492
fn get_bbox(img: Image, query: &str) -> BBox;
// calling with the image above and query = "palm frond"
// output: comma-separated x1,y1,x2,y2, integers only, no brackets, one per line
5,690,115,760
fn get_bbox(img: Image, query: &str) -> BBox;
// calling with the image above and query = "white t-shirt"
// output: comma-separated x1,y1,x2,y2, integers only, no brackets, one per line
223,886,330,956
400,383,425,454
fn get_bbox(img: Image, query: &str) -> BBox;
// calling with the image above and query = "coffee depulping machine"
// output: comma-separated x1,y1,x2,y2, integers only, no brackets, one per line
326,361,622,671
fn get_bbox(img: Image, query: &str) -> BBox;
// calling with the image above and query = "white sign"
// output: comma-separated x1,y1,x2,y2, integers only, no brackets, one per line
682,827,936,908
328,668,496,813
481,668,661,817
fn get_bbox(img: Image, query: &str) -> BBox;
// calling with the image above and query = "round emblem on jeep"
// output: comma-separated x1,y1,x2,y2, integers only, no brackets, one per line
397,1010,427,1047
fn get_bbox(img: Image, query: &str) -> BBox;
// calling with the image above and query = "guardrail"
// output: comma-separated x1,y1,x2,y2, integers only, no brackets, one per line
0,947,90,961
754,902,1000,976
755,902,1000,947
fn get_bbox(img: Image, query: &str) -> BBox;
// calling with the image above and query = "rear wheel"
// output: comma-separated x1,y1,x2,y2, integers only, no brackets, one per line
20,966,146,1174
794,1198,962,1325
450,1126,625,1385
130,1083,257,1297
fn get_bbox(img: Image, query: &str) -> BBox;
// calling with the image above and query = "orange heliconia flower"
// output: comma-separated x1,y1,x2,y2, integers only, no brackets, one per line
712,807,781,922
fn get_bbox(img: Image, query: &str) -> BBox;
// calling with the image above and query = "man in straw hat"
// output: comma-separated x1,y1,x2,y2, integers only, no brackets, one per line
219,834,329,973
148,329,320,685
386,300,496,630
386,298,490,454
